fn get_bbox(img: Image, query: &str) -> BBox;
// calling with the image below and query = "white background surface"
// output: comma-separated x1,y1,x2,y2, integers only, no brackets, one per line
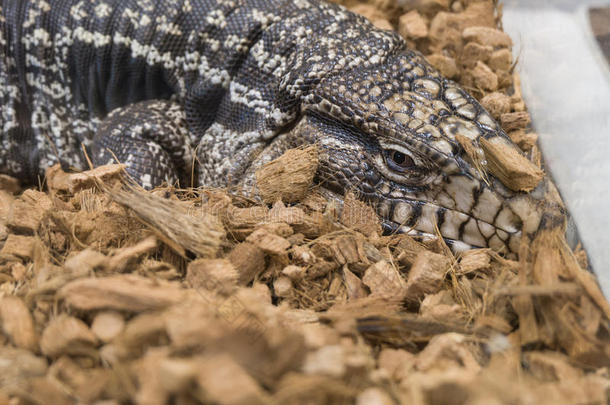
502,0,610,296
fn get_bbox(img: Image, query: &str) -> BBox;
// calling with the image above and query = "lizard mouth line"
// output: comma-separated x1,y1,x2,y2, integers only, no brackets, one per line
381,220,485,250
317,182,520,244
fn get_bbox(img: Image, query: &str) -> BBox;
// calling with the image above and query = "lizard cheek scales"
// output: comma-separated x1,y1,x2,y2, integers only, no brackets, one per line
0,0,563,257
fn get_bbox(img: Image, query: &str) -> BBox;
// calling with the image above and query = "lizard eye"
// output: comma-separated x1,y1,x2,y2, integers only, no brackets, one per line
385,149,416,172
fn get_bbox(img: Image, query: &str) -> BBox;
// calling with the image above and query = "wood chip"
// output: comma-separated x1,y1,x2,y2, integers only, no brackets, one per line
282,264,306,281
246,228,291,255
480,92,511,119
343,265,368,300
462,26,512,48
108,236,157,272
356,387,394,405
273,276,293,297
340,192,381,236
0,234,35,260
399,10,429,39
415,333,481,373
420,290,467,323
0,347,48,387
0,296,38,351
58,274,186,312
524,351,583,382
256,146,318,204
500,111,531,132
40,315,98,357
508,129,538,151
480,136,544,192
11,376,74,405
0,190,14,223
63,248,108,274
378,348,416,381
404,0,449,17
109,186,224,258
426,53,459,79
196,353,271,405
91,311,125,343
133,348,170,405
303,345,346,378
49,357,112,403
405,251,451,302
362,260,407,299
461,42,492,67
47,164,125,194
470,61,498,91
488,48,512,72
394,234,428,267
227,242,266,285
455,134,488,181
186,258,238,295
458,249,491,274
0,174,20,194
7,190,52,234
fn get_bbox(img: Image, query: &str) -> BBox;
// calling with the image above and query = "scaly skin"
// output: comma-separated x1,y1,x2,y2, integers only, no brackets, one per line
0,0,565,255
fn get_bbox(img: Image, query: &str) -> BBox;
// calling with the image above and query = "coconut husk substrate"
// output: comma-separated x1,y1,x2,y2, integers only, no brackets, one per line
0,0,609,404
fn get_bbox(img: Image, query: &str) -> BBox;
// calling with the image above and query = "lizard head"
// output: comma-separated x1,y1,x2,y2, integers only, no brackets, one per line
296,50,565,256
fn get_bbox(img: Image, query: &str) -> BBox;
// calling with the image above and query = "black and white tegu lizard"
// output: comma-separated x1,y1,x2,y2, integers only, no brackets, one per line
0,0,565,255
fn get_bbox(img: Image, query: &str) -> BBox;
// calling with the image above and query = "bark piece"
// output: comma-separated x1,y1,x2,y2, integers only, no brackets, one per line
227,242,266,285
461,42,492,66
0,234,35,260
508,129,538,151
0,347,48,387
256,146,318,204
64,248,108,274
524,351,583,382
40,315,98,357
405,251,451,302
0,296,38,351
273,276,293,297
415,333,481,372
426,54,459,79
59,275,186,312
462,26,512,48
356,388,394,405
378,348,416,381
470,61,498,91
340,192,381,236
246,228,291,255
0,174,20,194
303,345,346,378
488,48,512,72
500,111,531,132
107,236,157,272
6,190,52,234
398,11,429,39
196,353,270,405
480,92,511,119
47,164,125,194
458,249,491,274
187,258,238,295
480,137,543,192
362,260,407,299
91,311,125,343
282,265,305,281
